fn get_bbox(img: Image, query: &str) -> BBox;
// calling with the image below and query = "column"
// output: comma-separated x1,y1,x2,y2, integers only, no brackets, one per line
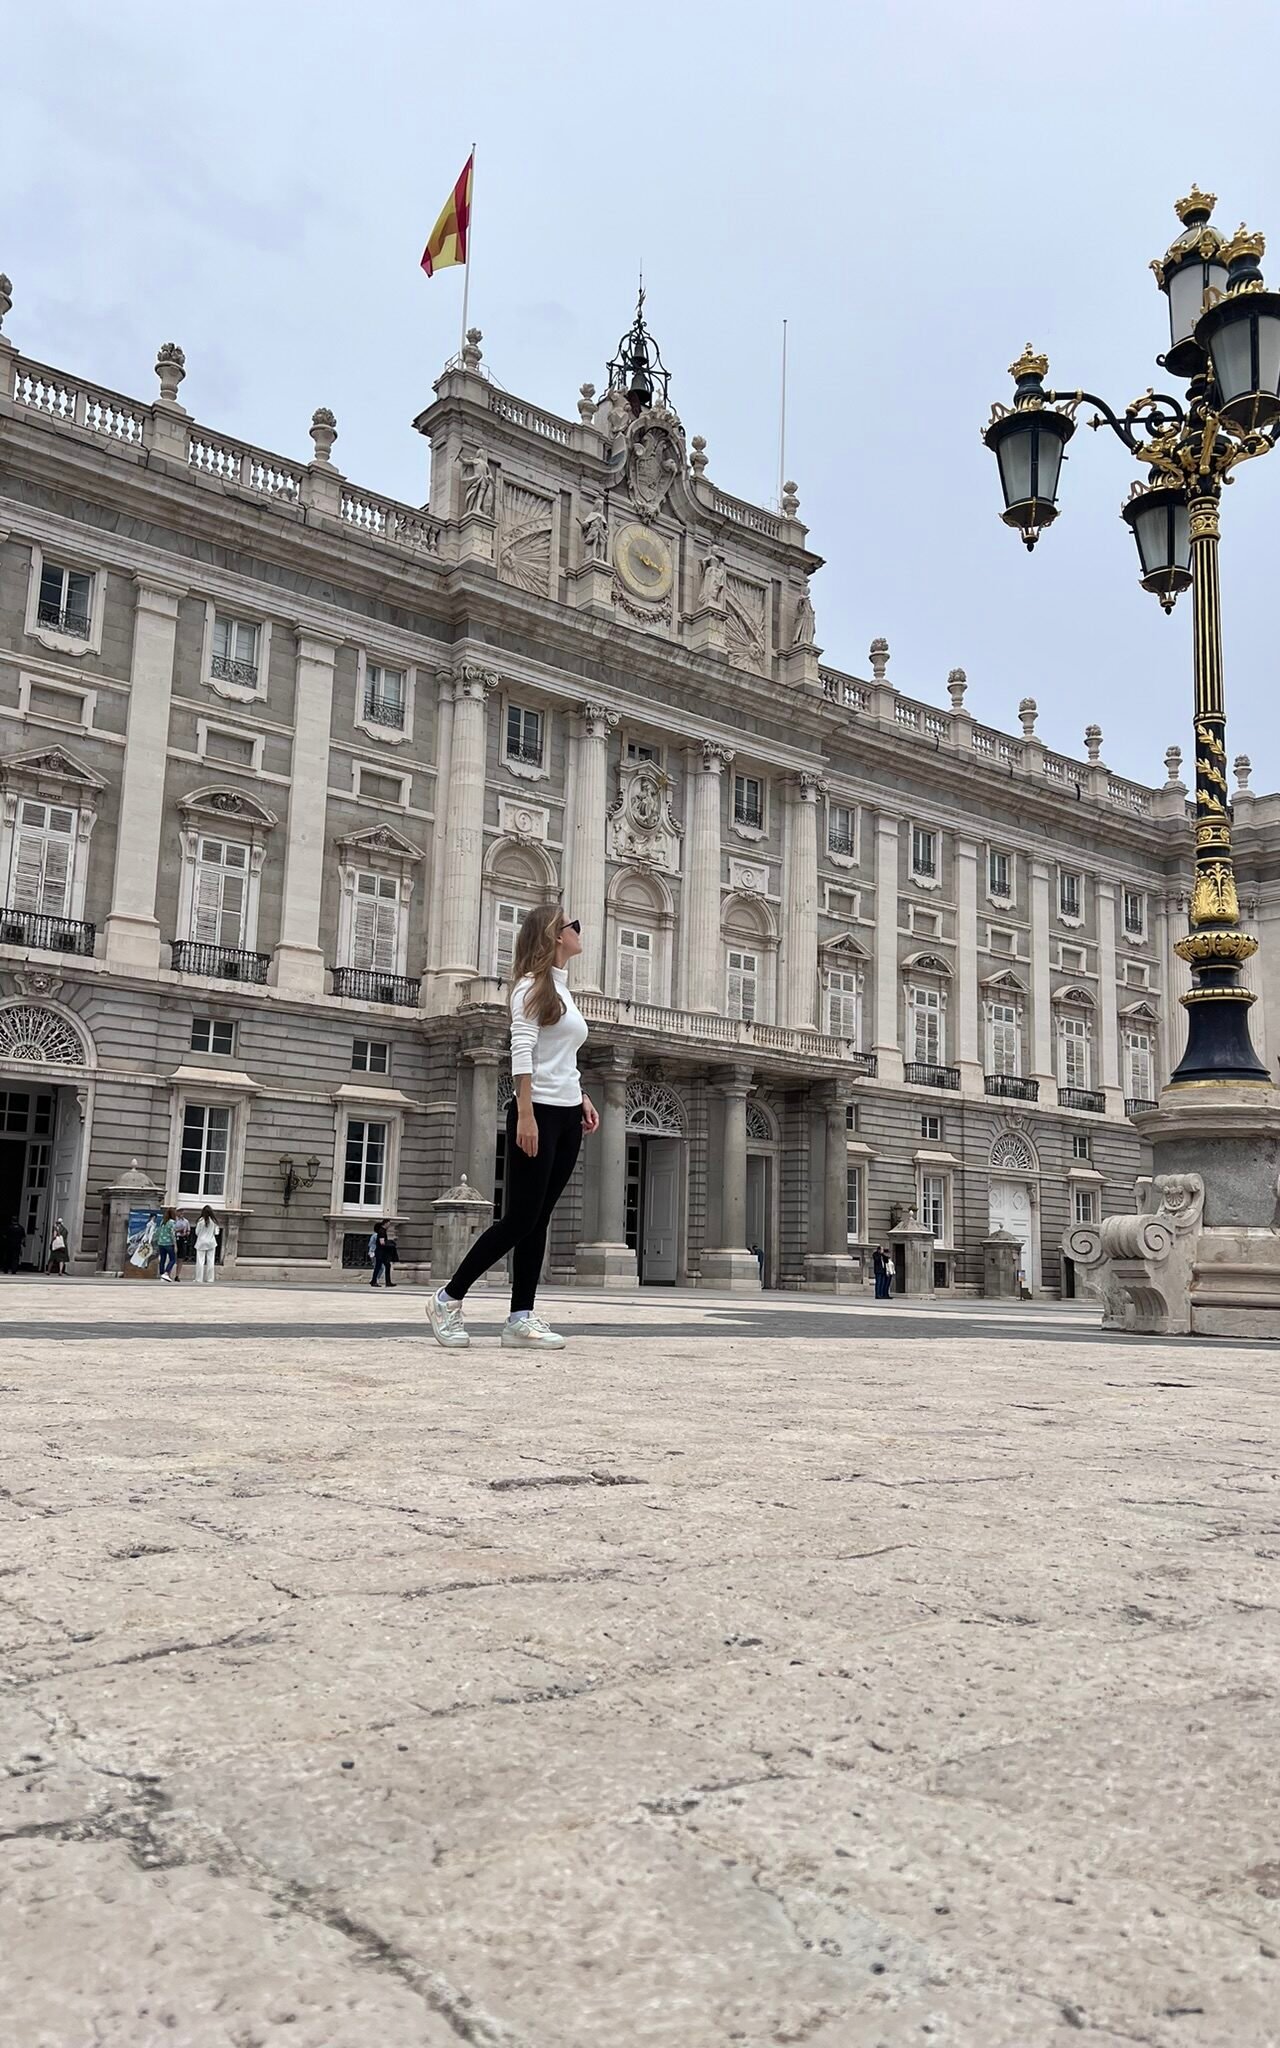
435,664,495,1004
955,836,982,1095
781,773,820,1029
272,630,338,994
872,813,903,1084
1029,857,1055,1102
576,1051,637,1286
423,670,455,1010
1097,881,1122,1114
465,1049,501,1197
1164,890,1191,1075
804,1086,859,1292
684,743,732,1012
701,1065,760,1291
104,576,185,973
567,702,618,993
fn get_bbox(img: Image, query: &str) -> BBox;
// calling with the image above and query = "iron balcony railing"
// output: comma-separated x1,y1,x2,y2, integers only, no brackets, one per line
1125,1096,1158,1118
210,653,259,688
332,966,421,1007
904,1061,961,1091
734,804,764,830
362,689,406,729
828,830,856,857
0,906,96,956
984,1073,1040,1102
505,737,543,765
171,940,270,983
842,1049,878,1077
36,599,91,637
1060,1086,1106,1114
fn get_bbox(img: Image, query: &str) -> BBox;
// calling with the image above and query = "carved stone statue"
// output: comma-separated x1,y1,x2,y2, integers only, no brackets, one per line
579,500,608,563
792,585,816,648
457,447,494,519
698,549,726,613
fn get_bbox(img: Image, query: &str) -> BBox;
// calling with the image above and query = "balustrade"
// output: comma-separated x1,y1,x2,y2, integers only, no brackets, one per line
984,1073,1040,1101
1059,1086,1106,1114
0,907,96,956
331,967,421,1007
171,940,269,983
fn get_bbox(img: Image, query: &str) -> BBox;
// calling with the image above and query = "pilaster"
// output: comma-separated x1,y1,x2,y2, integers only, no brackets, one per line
576,1051,638,1287
872,813,903,1085
684,742,732,1013
955,837,983,1096
780,773,821,1030
1097,880,1122,1114
272,629,339,995
804,1084,859,1293
433,664,496,1007
103,576,186,974
700,1064,760,1292
567,701,618,994
1029,856,1055,1104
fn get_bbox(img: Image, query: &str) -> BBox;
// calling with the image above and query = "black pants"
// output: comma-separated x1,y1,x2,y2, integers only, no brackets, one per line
371,1253,395,1286
447,1100,582,1314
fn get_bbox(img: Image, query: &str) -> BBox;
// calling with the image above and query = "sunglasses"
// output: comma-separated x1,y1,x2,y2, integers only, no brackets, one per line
559,918,581,935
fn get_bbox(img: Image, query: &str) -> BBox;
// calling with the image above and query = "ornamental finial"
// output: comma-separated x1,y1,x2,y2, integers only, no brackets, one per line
1174,187,1217,225
1009,342,1048,382
1223,223,1266,266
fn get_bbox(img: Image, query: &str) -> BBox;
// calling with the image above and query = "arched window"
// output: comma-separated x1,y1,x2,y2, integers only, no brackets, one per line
722,892,776,1024
625,1081,687,1136
607,868,673,1008
482,840,558,979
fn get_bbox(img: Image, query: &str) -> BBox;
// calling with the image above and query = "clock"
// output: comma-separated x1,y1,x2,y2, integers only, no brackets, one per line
613,521,674,603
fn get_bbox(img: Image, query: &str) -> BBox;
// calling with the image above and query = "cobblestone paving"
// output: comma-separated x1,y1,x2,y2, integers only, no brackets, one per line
1,1279,1277,2047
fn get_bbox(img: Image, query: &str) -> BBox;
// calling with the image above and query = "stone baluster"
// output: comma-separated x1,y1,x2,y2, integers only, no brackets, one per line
273,630,339,995
435,665,496,1002
575,1053,637,1286
781,773,821,1029
567,702,619,992
104,576,187,973
701,1066,759,1290
683,742,733,1012
872,813,903,1084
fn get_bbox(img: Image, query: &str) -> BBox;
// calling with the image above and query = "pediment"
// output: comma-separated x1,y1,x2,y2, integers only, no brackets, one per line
179,785,278,830
981,967,1028,994
821,932,869,961
1120,998,1159,1021
1053,983,1095,1007
0,746,106,794
902,950,953,977
336,824,424,863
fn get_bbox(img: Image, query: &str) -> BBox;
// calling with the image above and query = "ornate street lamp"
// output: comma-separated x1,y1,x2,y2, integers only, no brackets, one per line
984,190,1280,1093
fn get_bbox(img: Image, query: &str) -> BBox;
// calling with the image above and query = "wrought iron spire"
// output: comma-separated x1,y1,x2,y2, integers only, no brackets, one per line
607,280,671,415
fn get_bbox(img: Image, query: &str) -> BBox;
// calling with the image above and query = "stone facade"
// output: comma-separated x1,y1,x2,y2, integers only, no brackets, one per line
1,286,1277,1290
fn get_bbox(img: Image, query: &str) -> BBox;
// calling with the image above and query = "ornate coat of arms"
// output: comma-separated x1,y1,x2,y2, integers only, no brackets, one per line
606,761,682,871
625,404,685,518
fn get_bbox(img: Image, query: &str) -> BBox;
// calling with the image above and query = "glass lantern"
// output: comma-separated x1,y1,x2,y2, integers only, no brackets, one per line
1121,485,1191,611
1154,191,1227,379
984,347,1076,548
1195,230,1280,430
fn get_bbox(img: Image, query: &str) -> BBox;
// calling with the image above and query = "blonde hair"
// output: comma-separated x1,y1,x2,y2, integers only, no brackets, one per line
510,902,566,1028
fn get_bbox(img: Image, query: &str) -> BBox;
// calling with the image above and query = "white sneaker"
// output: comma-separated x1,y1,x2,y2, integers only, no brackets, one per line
501,1311,566,1350
426,1287,469,1349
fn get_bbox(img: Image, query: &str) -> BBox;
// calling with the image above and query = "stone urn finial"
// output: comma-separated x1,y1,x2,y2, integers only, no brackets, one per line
155,341,186,405
1018,696,1038,737
0,274,11,334
577,380,596,422
781,479,799,517
461,327,483,371
1084,722,1103,763
946,667,967,709
1163,743,1183,787
869,636,890,681
1234,752,1252,791
689,434,709,478
309,406,337,464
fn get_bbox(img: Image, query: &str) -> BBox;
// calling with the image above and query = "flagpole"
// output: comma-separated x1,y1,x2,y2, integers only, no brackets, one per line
777,317,788,508
459,144,476,356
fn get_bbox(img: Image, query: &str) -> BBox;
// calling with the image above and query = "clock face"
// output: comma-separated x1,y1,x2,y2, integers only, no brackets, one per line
614,522,674,602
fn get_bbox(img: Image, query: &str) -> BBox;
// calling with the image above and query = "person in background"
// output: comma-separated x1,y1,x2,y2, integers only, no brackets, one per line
172,1210,191,1282
1,1215,24,1274
193,1207,220,1284
47,1219,69,1276
873,1242,894,1300
155,1208,178,1283
370,1219,398,1289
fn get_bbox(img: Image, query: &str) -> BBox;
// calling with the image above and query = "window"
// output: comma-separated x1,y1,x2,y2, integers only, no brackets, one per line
988,848,1012,899
505,704,544,767
919,1173,948,1243
1072,1132,1091,1161
211,613,260,690
349,872,401,972
179,1104,230,1197
908,984,944,1064
1058,1013,1090,1090
343,1119,387,1208
828,802,857,859
493,899,522,979
726,947,758,1022
733,775,764,830
1125,1029,1154,1100
846,1103,859,1132
826,969,861,1042
626,740,660,763
1,1092,31,1133
190,837,249,948
846,1166,862,1244
7,800,76,917
190,1017,235,1057
37,561,93,639
986,1000,1021,1075
920,1113,943,1141
911,826,937,879
1073,1186,1098,1225
1123,888,1146,937
1059,870,1082,920
352,1039,390,1074
617,927,653,1003
364,664,406,731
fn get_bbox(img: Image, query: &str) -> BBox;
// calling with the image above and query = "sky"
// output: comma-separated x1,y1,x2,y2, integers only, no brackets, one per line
5,0,1279,790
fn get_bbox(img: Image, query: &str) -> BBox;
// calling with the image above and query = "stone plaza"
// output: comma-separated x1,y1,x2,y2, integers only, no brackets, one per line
2,1277,1277,2047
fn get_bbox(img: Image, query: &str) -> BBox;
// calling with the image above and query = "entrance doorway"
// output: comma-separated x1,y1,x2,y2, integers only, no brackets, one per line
0,1084,83,1269
745,1152,772,1288
988,1176,1037,1291
624,1135,681,1284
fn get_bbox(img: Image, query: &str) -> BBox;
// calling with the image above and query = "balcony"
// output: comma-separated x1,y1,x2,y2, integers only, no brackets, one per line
505,739,543,767
904,1061,961,1091
984,1073,1040,1102
1060,1086,1106,1114
332,967,421,1007
0,906,96,956
36,599,91,638
1125,1097,1158,1118
210,653,259,689
171,940,269,984
362,689,406,730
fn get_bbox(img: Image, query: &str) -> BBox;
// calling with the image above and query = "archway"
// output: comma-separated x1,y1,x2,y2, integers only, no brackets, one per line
0,1000,95,1268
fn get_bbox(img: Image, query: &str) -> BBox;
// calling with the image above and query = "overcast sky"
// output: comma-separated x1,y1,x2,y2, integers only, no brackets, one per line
6,0,1279,788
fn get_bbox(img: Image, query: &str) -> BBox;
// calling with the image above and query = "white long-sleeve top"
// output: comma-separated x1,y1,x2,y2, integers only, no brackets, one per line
510,967,587,1106
194,1218,220,1250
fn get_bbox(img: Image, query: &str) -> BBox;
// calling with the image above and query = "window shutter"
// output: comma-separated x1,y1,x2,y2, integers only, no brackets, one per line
618,929,652,1004
217,866,246,947
38,834,71,916
11,830,48,911
192,861,225,944
494,901,520,978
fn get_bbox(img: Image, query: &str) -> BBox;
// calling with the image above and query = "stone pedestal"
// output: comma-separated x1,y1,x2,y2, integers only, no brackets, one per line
99,1159,163,1275
568,562,614,614
982,1228,1022,1300
1064,1085,1280,1337
431,1176,492,1290
686,607,726,657
889,1213,935,1297
700,1247,763,1291
457,511,495,565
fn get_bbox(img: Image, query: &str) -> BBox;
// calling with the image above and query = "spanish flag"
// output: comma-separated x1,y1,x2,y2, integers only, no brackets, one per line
420,154,474,277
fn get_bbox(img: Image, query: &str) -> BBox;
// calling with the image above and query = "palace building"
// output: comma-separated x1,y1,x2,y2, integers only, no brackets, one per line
1,277,1277,1290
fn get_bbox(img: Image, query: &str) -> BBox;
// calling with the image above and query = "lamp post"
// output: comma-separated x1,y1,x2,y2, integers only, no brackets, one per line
984,190,1280,1092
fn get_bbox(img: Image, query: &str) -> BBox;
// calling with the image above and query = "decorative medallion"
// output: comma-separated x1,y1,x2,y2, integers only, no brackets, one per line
606,763,681,872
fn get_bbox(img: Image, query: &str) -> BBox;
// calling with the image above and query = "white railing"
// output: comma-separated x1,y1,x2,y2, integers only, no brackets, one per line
574,992,869,1064
12,362,147,445
1108,777,1150,815
1043,754,1069,782
972,727,997,756
489,391,572,446
339,488,443,555
895,700,921,729
245,453,302,499
923,711,948,740
819,668,870,710
710,489,782,539
188,433,242,483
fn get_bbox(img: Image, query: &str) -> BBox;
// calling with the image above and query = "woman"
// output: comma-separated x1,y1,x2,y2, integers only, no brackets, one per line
874,1242,894,1300
193,1207,220,1285
370,1219,397,1289
155,1208,178,1283
427,905,598,1351
48,1218,69,1276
